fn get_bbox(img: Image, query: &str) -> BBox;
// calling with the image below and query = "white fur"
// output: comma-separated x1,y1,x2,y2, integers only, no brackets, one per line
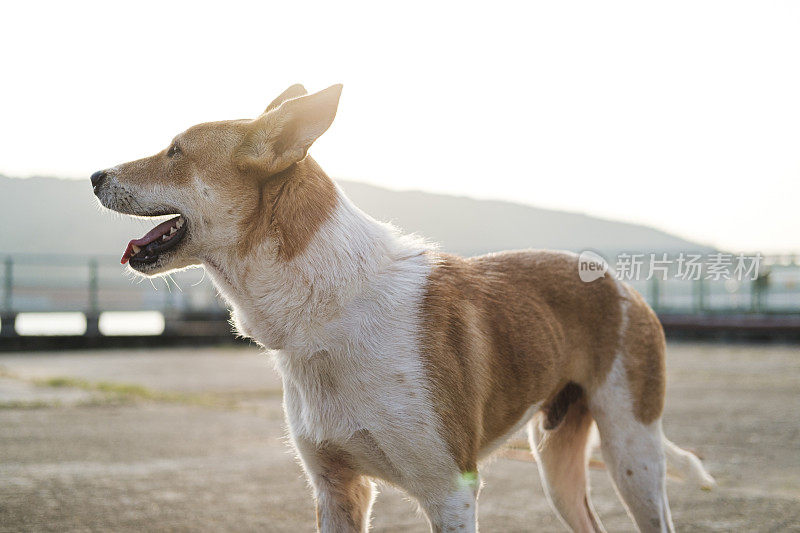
424,482,479,533
591,358,674,533
204,188,471,523
662,438,716,490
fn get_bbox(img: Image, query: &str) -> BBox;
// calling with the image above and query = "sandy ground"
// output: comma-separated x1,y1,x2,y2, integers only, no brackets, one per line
0,342,798,532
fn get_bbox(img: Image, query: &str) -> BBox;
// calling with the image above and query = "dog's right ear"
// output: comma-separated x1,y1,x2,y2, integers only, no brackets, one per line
236,84,343,177
264,84,307,113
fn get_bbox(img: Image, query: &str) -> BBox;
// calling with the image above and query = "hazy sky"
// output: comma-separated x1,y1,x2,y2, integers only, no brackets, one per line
2,1,798,253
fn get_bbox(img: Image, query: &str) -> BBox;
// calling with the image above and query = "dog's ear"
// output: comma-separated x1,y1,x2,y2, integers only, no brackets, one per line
264,84,307,114
237,84,342,177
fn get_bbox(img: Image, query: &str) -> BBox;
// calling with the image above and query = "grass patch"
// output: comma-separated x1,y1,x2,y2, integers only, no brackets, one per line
0,366,280,411
39,376,154,397
0,400,60,409
38,376,81,388
31,376,235,409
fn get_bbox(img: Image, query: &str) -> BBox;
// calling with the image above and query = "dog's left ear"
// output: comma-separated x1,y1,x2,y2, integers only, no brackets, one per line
237,84,342,177
264,84,307,113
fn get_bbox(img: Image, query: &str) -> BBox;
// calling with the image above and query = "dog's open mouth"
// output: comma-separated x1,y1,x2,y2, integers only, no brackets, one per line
121,215,187,265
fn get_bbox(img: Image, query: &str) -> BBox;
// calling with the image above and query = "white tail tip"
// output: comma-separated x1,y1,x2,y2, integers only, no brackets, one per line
663,438,716,490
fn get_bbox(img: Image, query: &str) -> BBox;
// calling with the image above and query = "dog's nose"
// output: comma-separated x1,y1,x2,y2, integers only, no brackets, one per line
90,170,107,189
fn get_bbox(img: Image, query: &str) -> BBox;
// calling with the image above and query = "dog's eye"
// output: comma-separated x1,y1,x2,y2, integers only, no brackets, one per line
167,144,181,158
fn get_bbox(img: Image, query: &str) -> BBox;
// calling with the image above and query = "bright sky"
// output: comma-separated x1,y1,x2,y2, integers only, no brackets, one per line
2,1,798,253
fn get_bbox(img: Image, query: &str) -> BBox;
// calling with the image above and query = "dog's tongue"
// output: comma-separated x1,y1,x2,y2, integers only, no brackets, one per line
121,217,180,264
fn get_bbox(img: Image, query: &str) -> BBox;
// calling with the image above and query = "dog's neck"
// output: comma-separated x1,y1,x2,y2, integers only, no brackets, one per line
202,160,431,353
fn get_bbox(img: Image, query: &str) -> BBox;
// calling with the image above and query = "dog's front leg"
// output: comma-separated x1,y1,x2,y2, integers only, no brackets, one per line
295,437,375,533
419,477,479,533
314,474,374,533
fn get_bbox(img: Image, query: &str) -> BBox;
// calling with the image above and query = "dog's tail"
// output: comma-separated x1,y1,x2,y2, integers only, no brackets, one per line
662,437,716,490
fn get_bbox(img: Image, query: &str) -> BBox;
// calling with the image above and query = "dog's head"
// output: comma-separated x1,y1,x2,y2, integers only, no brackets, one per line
92,84,342,276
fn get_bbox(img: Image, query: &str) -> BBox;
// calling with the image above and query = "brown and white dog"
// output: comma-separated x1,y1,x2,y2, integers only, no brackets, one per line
93,84,714,532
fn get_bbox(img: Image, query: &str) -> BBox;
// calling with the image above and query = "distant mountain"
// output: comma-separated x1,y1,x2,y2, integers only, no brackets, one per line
0,175,710,260
341,181,711,258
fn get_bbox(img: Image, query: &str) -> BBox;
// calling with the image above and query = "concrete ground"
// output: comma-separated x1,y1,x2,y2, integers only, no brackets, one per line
0,342,798,532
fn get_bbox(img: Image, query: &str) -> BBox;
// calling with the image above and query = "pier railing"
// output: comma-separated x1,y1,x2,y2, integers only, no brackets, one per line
1,252,798,341
0,254,224,338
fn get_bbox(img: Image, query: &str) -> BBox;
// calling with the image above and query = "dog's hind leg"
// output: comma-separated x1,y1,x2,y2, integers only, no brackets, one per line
589,358,674,533
529,384,605,533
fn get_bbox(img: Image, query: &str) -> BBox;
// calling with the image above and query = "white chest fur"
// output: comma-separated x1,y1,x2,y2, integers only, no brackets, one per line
204,191,457,486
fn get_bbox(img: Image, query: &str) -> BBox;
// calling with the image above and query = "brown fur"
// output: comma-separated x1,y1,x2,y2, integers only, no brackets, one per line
621,285,667,423
269,158,338,261
235,157,338,261
420,251,629,472
299,439,373,532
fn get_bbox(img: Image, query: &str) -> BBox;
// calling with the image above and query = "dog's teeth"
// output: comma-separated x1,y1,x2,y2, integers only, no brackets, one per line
162,235,169,241
169,227,177,235
176,218,184,228
131,245,141,254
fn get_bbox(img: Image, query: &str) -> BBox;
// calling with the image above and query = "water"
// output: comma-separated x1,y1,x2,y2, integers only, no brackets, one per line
9,311,165,336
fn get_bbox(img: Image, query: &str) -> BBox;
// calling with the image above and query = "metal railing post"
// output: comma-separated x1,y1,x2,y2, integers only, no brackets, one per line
1,257,16,337
694,278,705,313
3,257,11,312
650,276,660,312
85,258,100,336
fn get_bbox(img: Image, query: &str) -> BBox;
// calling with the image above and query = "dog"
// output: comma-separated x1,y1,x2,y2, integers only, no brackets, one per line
93,84,715,532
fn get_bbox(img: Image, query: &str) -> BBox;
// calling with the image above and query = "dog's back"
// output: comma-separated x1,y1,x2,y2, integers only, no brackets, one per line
420,250,664,468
